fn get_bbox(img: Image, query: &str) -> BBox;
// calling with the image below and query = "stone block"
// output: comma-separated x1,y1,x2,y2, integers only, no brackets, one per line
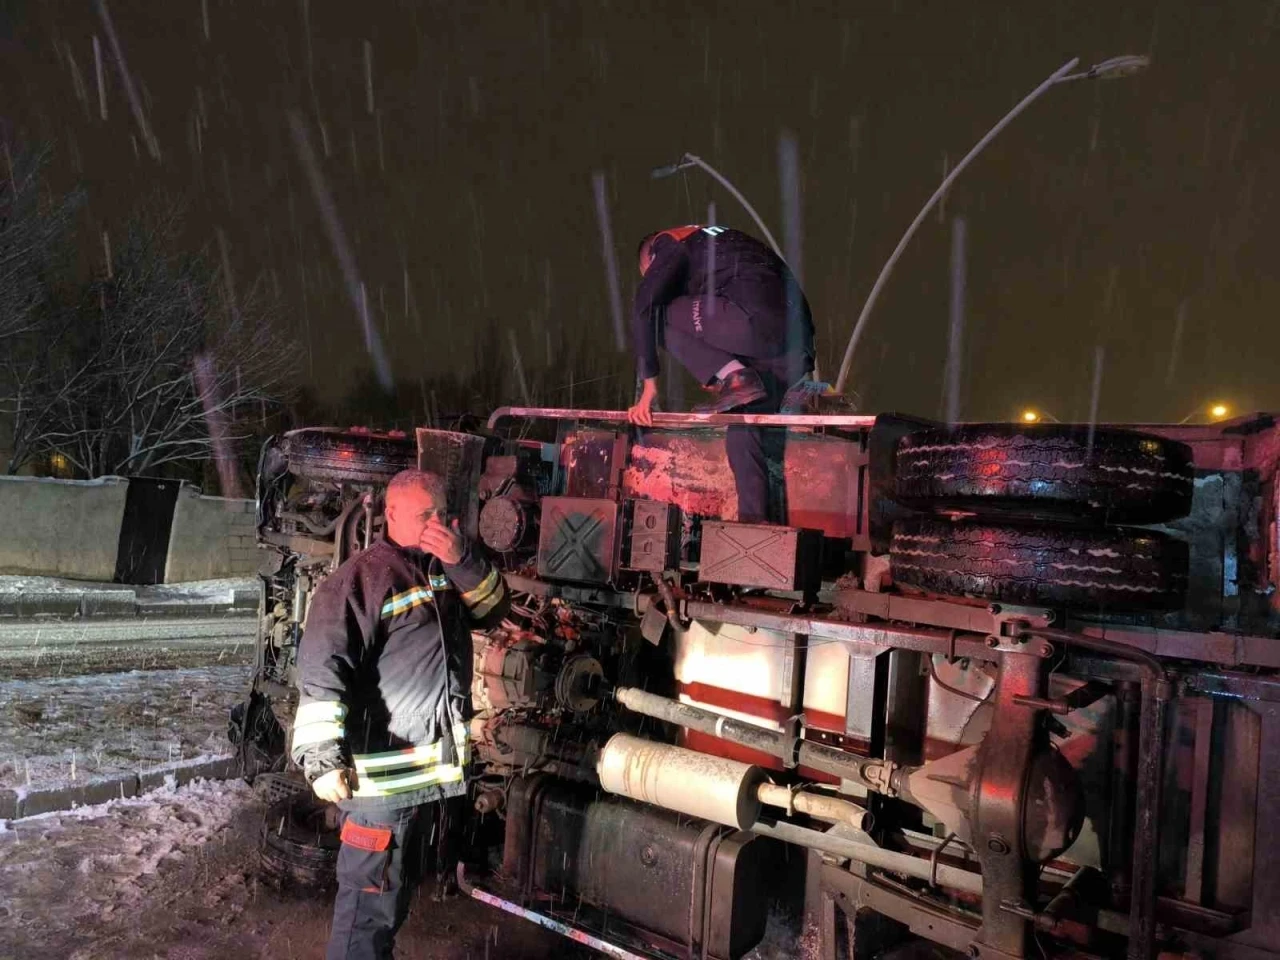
17,594,81,618
138,757,237,793
16,775,139,818
79,591,138,618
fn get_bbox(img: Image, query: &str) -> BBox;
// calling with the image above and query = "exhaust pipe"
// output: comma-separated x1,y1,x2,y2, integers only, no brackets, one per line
596,734,983,896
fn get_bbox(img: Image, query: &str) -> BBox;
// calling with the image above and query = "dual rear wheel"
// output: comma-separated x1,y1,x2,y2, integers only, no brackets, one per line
890,424,1194,610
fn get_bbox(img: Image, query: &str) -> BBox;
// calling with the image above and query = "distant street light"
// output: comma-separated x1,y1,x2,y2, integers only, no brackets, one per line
833,54,1150,395
1020,408,1060,424
1178,401,1231,424
651,154,785,261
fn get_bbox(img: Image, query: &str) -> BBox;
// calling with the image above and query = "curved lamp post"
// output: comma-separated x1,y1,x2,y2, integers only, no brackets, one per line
833,54,1150,395
651,154,785,260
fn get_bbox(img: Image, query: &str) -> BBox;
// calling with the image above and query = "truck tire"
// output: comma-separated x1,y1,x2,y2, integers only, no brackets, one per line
894,424,1194,524
281,428,416,484
258,794,339,889
891,517,1189,610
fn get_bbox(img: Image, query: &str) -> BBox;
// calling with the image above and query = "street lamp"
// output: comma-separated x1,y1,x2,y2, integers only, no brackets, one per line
833,54,1150,395
1177,402,1231,424
1020,408,1059,424
651,154,785,261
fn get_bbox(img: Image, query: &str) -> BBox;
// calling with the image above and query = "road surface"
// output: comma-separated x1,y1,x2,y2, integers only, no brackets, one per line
0,616,256,678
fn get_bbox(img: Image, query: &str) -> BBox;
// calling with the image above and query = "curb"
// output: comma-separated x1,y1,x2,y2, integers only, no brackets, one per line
136,602,244,618
0,589,258,621
0,757,239,821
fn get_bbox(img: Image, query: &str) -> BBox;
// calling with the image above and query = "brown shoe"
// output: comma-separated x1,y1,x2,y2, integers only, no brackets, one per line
692,368,768,414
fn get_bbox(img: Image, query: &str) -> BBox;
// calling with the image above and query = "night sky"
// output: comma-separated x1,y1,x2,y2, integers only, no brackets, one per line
2,1,1277,424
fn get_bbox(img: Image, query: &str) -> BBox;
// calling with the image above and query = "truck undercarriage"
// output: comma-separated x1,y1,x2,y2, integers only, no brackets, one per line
231,406,1280,960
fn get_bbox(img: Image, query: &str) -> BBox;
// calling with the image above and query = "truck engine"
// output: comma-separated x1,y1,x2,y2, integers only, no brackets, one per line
231,406,1280,960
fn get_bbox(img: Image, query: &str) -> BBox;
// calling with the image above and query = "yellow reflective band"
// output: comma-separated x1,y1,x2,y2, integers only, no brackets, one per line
291,720,345,749
295,700,346,726
449,721,471,765
352,726,469,772
381,587,433,618
353,742,445,771
468,579,506,619
351,763,465,797
460,567,501,612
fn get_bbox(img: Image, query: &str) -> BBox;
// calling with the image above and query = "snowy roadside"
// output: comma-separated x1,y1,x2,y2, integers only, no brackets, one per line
0,574,257,601
0,776,262,958
0,665,250,815
0,617,256,678
0,574,259,619
0,774,588,960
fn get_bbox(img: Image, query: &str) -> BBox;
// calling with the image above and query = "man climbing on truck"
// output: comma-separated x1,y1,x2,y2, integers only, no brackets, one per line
626,225,818,522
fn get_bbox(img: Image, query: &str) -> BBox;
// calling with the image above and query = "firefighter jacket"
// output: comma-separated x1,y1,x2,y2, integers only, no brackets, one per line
290,536,508,811
632,225,816,380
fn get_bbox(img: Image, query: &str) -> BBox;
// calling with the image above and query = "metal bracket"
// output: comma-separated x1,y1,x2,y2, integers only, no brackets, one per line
971,650,1044,957
930,833,959,889
781,714,803,769
988,602,1055,635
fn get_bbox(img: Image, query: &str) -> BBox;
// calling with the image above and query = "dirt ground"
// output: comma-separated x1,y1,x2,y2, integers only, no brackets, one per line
0,779,589,960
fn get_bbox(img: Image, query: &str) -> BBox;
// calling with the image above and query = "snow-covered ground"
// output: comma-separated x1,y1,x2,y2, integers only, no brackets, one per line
0,665,248,790
0,573,257,604
0,776,585,959
0,777,258,957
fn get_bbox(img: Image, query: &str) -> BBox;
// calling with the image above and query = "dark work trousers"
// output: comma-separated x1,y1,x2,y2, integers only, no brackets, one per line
327,799,461,960
661,295,810,523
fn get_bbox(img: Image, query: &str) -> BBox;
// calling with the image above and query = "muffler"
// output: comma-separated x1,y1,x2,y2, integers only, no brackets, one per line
597,733,766,829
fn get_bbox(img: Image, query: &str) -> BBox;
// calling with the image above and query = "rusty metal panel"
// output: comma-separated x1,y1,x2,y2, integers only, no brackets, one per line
621,429,869,545
536,497,619,584
1184,697,1216,904
1211,700,1260,911
622,500,681,572
698,521,821,591
561,430,627,500
415,428,485,540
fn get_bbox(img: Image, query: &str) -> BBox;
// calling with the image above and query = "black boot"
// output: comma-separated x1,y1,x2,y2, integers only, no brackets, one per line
693,368,768,414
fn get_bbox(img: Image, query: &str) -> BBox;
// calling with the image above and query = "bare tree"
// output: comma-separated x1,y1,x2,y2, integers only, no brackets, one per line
0,147,82,344
4,201,295,481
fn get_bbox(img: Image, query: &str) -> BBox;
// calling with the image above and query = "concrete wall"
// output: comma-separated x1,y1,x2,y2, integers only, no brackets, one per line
0,476,258,582
0,475,129,579
164,485,259,582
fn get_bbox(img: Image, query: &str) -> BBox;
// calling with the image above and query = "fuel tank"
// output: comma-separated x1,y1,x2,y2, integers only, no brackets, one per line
501,775,776,960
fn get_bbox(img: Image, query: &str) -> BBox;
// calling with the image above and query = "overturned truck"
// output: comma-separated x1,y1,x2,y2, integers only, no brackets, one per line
231,406,1280,960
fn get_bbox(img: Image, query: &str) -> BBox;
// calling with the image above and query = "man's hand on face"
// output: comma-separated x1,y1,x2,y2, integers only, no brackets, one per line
312,767,353,803
419,515,465,564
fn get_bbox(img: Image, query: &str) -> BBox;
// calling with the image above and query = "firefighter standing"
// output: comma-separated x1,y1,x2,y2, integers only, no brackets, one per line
626,225,818,523
290,469,508,960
